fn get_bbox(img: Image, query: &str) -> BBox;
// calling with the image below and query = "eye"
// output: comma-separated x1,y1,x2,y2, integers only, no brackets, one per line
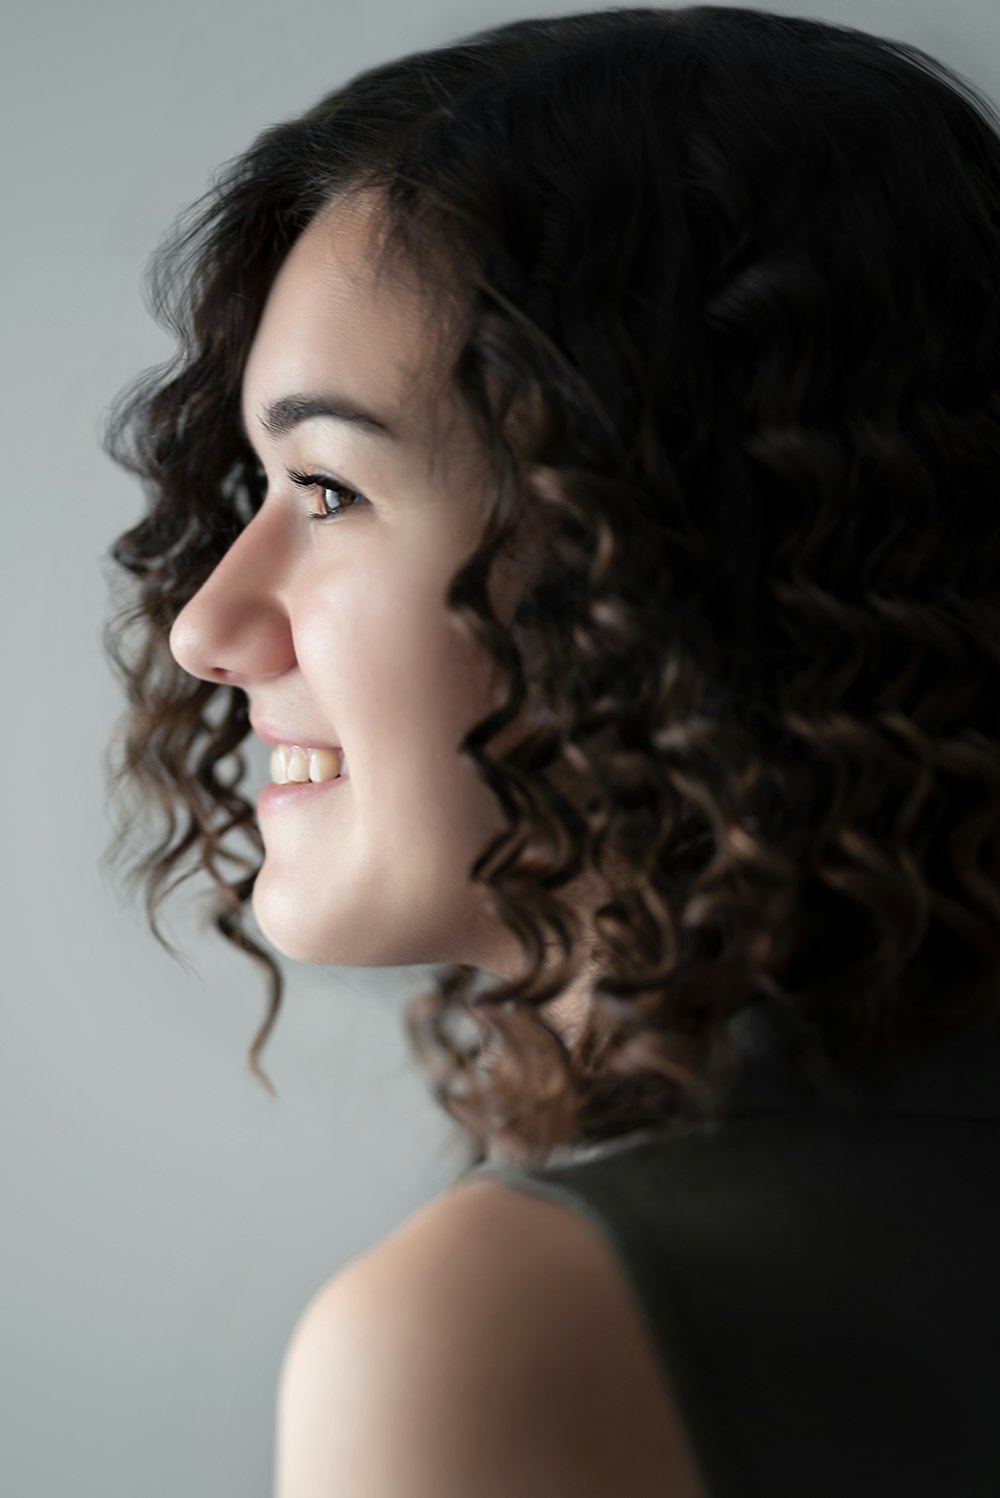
286,467,369,524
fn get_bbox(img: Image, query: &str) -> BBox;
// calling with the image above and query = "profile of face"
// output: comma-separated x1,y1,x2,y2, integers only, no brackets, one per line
169,192,532,979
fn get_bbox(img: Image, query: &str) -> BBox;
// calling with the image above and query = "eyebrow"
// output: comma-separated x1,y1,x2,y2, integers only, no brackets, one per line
240,392,400,446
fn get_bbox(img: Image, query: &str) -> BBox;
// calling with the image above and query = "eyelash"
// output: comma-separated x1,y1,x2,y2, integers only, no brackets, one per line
286,467,368,524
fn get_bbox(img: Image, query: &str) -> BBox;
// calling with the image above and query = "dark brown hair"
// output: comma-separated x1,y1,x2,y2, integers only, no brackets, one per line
101,6,1000,1170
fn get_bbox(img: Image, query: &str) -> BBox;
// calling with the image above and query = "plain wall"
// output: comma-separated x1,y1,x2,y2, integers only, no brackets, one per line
2,1,996,1493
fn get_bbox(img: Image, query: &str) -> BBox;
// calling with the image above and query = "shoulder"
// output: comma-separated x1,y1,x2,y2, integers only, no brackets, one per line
274,1176,710,1498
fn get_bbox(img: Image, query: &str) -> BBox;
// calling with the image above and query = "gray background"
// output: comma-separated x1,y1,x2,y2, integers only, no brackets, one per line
2,1,995,1494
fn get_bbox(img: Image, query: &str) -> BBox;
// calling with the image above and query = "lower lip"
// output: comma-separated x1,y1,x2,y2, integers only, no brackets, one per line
257,773,350,816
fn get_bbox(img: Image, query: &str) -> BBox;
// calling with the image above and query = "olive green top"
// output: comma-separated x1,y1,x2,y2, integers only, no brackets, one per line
457,999,1000,1498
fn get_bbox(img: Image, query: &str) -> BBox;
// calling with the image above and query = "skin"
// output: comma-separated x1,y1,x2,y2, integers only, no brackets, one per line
168,189,596,1043
170,199,708,1493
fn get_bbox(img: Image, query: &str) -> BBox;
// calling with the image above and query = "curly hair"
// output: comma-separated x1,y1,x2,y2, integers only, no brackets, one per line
101,5,1000,1171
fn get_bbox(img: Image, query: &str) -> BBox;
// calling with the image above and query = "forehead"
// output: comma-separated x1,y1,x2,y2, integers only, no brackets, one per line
240,194,453,440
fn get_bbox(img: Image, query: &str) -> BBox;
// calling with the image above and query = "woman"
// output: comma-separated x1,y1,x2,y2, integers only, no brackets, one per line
102,6,1000,1494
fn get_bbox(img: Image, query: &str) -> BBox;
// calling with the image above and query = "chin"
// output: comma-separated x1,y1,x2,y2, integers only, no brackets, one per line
251,879,327,964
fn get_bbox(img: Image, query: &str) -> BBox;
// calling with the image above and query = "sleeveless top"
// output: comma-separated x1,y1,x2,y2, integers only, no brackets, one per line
454,999,1000,1498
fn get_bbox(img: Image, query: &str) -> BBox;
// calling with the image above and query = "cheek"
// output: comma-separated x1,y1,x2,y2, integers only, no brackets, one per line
383,602,497,759
294,559,369,647
294,557,491,756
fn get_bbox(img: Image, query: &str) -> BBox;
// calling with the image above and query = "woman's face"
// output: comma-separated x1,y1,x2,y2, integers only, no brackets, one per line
169,192,526,975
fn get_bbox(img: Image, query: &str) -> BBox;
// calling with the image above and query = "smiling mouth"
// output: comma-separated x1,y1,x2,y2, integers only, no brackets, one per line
269,745,348,784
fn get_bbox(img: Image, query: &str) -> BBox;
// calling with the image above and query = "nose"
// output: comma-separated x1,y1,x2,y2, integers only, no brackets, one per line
168,507,296,686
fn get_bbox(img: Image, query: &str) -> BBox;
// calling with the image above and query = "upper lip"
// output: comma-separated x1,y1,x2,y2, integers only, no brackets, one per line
250,718,342,750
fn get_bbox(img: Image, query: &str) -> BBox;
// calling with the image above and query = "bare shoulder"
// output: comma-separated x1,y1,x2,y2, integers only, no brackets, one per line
275,1176,710,1498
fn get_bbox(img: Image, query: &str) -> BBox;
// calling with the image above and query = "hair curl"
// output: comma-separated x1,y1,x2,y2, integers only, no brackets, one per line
101,5,1000,1171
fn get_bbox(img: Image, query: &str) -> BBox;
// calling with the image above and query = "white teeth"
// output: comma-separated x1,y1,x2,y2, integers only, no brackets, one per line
286,746,309,782
309,749,345,783
269,745,346,785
